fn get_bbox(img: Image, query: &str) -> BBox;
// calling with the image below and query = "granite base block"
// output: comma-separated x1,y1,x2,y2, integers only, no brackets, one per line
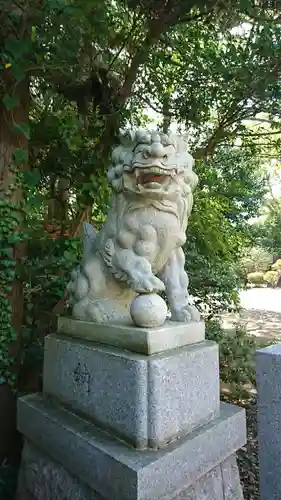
17,394,246,500
43,335,219,449
18,440,243,500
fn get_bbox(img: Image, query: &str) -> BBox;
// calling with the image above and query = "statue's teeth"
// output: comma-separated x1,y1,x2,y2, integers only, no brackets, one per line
149,167,165,174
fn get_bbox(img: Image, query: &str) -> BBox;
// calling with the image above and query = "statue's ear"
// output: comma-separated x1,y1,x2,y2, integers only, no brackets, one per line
119,128,135,147
83,223,97,258
190,172,199,191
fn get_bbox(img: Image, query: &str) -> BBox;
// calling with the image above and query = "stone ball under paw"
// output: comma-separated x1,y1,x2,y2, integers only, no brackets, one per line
130,293,167,328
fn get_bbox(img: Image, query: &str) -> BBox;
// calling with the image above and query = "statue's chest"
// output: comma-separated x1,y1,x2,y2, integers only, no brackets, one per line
126,210,179,243
119,210,183,273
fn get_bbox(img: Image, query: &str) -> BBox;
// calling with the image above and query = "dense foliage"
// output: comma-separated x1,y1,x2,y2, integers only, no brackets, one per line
239,246,273,276
186,147,266,314
256,204,281,254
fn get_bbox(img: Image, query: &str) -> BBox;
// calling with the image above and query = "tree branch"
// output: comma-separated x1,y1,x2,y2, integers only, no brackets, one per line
117,19,166,105
175,9,213,25
138,95,173,116
193,124,231,158
247,118,280,125
237,130,281,137
246,8,281,24
107,10,141,72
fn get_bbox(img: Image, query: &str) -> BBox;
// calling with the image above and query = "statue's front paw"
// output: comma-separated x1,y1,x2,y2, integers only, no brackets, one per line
171,304,201,323
131,274,165,294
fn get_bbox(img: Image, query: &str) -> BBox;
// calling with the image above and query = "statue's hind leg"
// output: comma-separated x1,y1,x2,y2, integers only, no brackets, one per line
73,297,131,323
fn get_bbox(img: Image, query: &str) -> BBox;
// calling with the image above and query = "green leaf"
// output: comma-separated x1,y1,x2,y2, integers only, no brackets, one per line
31,26,37,42
13,148,28,165
63,250,75,261
0,248,13,258
11,65,25,82
5,38,30,58
48,0,71,11
13,123,30,139
22,170,41,188
2,93,20,110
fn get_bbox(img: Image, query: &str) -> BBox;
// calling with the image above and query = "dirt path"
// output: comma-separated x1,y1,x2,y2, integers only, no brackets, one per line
221,288,281,343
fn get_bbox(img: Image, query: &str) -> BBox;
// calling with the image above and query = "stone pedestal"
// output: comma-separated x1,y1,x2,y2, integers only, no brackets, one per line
43,334,219,449
17,318,246,500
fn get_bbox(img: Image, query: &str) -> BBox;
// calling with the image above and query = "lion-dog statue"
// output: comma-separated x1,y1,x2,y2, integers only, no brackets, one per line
67,128,200,324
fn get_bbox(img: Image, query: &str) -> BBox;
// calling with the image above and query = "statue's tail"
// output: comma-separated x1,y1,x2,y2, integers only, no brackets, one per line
83,222,97,259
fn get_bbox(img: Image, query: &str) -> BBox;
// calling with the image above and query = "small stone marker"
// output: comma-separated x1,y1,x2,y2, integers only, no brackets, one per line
256,343,281,500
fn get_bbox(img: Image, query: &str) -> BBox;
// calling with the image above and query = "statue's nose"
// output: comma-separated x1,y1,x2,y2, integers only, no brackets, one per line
150,143,165,158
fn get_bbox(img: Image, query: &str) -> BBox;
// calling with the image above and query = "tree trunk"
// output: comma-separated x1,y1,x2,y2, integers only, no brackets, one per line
46,176,70,224
0,72,29,462
162,94,171,134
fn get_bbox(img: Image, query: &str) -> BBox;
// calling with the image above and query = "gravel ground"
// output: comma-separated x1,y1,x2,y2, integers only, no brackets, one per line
222,288,281,342
239,287,281,313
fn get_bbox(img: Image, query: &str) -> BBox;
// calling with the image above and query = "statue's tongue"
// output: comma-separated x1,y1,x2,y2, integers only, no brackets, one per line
142,174,165,184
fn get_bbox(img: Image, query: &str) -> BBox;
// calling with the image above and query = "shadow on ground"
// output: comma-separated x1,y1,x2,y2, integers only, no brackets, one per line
221,309,281,344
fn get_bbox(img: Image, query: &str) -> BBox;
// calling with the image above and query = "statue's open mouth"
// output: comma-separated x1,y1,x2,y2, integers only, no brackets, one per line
139,173,167,185
135,166,176,189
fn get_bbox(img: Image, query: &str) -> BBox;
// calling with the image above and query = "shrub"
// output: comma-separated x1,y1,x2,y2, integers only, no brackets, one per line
246,271,264,285
272,259,281,272
263,270,279,287
206,320,256,398
239,246,272,275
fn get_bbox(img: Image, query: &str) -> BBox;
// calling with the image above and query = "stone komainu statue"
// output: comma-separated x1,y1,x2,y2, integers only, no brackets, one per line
67,129,200,324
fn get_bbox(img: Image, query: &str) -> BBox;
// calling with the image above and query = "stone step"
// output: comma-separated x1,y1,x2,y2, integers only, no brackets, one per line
17,394,246,500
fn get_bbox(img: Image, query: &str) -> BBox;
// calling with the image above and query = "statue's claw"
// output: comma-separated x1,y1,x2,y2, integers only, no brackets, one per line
171,304,200,323
131,274,165,294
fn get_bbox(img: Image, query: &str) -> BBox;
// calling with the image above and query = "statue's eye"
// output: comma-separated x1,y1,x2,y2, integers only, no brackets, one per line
163,154,168,161
142,150,149,159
